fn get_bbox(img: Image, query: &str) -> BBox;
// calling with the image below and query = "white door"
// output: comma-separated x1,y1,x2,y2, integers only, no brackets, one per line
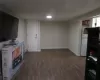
27,21,40,52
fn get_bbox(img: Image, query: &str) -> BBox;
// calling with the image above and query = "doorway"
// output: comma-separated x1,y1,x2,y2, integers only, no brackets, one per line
27,20,40,52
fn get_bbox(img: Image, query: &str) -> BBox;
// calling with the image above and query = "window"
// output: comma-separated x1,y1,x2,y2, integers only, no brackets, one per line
92,16,100,27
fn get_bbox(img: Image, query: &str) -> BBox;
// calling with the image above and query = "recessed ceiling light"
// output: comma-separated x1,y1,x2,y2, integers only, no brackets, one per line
46,15,52,19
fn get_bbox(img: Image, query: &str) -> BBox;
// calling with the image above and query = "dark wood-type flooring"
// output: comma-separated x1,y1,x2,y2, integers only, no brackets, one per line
14,49,85,80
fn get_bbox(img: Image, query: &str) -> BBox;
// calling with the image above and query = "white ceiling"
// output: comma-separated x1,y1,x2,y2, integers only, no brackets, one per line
0,0,100,21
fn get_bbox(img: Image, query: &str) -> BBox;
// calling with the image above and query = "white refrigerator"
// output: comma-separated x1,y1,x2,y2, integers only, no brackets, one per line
81,28,88,56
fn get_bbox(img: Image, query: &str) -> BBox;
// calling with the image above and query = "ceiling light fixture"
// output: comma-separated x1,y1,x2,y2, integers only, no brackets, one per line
46,15,52,19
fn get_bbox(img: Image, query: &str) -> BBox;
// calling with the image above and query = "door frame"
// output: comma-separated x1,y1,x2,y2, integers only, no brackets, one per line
26,20,41,52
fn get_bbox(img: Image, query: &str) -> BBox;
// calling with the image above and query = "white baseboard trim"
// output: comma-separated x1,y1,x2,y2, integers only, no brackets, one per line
41,47,68,49
27,49,41,52
67,49,80,56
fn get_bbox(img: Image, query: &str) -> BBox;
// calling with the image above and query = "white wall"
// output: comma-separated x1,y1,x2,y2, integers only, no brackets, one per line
67,8,100,56
67,20,82,56
40,21,68,49
17,19,25,42
17,19,27,51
